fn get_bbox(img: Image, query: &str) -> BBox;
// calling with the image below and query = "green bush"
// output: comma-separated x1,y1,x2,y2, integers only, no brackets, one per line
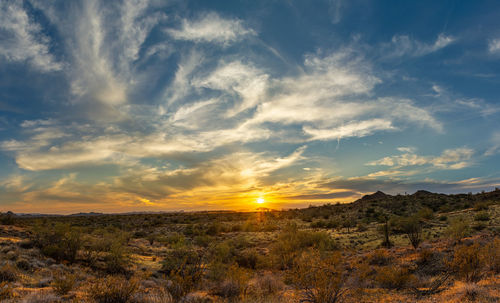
271,224,338,269
32,223,82,263
417,207,434,220
445,216,470,243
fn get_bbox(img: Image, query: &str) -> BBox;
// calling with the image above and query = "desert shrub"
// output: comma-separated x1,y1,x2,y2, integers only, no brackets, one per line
15,258,31,271
19,239,35,249
272,224,337,270
212,264,249,301
356,223,368,232
474,211,490,221
482,238,500,273
375,265,415,289
414,248,447,276
235,249,259,269
87,276,138,303
445,216,470,243
448,243,484,282
52,273,77,295
472,222,487,231
206,221,223,236
397,216,423,249
438,215,447,222
417,207,434,220
216,279,240,300
473,202,489,211
161,247,204,300
0,264,17,282
459,283,489,302
252,273,284,297
32,223,83,263
159,233,186,247
0,212,15,225
193,235,213,247
367,249,392,266
104,239,131,275
289,249,347,303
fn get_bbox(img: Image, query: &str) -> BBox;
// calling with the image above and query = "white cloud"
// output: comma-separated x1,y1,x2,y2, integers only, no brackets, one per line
383,34,455,58
397,146,416,153
31,0,166,114
485,132,500,156
0,1,61,72
166,12,255,45
328,0,343,24
303,119,394,141
367,147,474,170
488,39,500,54
193,61,269,116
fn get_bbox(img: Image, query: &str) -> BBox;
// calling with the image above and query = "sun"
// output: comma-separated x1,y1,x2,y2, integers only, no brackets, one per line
256,198,265,204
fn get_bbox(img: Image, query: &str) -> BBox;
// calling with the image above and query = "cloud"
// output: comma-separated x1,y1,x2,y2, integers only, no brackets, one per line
244,52,441,135
328,0,343,24
192,61,269,116
303,119,394,141
397,146,416,153
367,147,474,170
0,1,61,72
488,39,500,54
383,34,455,58
286,191,357,200
485,132,500,156
30,0,167,119
166,12,255,45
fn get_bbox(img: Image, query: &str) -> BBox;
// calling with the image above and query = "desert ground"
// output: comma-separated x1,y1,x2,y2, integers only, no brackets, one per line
0,189,499,302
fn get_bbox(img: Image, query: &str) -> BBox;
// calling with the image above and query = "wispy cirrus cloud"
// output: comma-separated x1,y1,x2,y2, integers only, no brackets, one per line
367,147,474,170
485,132,500,156
166,12,256,45
382,34,455,58
0,1,62,72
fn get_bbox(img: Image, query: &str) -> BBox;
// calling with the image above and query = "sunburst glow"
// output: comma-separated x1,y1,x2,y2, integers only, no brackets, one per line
257,198,265,204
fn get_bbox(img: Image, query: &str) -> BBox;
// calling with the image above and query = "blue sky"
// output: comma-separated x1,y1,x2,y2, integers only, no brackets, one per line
1,0,499,213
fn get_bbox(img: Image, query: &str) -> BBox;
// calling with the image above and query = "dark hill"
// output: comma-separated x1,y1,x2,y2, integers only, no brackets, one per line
298,188,500,222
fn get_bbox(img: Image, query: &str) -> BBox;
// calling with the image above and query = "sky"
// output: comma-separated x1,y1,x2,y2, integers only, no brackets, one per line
1,0,500,214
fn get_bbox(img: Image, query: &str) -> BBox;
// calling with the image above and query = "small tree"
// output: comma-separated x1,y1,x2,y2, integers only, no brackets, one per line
400,216,423,249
